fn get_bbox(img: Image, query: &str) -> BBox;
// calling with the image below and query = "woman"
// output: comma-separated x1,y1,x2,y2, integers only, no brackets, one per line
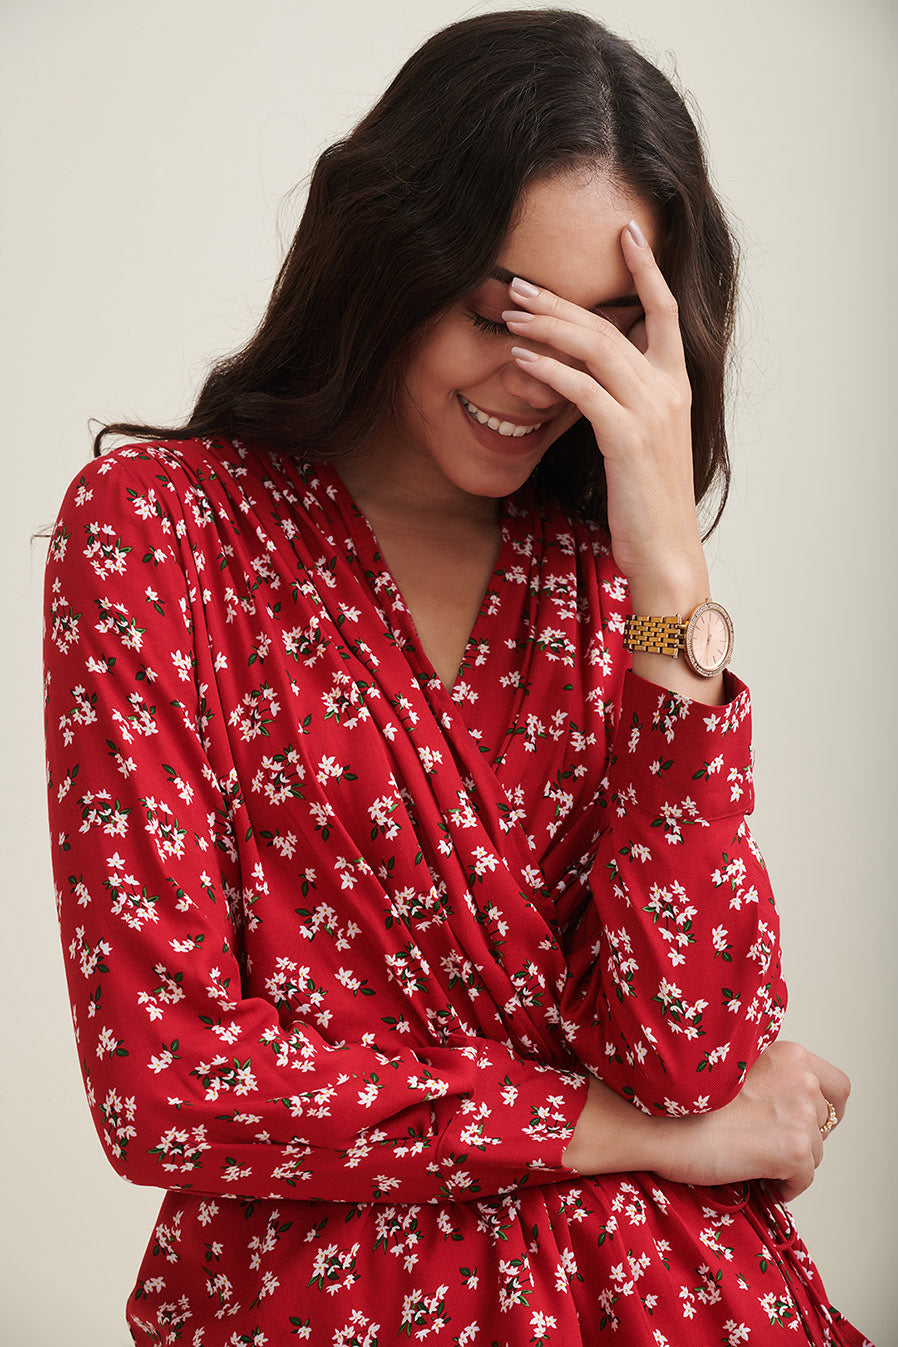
43,10,870,1344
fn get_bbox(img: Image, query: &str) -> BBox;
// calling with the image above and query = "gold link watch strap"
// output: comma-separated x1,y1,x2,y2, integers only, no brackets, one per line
623,613,685,660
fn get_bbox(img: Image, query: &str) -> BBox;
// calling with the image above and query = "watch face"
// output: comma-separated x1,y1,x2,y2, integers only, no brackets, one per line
685,603,734,676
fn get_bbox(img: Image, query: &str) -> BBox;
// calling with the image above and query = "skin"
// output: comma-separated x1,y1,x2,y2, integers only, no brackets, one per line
338,168,850,1200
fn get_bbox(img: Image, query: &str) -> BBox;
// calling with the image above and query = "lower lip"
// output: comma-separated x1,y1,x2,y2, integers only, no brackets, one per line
456,395,552,455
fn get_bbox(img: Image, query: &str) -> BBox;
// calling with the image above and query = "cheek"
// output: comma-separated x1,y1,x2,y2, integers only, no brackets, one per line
405,336,461,400
428,322,503,390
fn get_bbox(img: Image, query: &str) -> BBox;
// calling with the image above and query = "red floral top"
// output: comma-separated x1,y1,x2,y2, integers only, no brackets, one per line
44,439,868,1345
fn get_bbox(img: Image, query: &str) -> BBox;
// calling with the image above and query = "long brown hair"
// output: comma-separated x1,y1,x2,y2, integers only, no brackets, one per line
95,9,738,532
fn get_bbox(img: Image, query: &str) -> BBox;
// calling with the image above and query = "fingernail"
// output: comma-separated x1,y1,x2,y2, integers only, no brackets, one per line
510,276,540,298
501,309,534,323
627,219,648,248
511,346,540,363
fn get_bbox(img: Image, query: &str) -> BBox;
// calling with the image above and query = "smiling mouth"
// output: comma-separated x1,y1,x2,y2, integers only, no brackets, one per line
460,397,545,438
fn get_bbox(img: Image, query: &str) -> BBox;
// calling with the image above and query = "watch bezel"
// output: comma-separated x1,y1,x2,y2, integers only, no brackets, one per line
683,601,734,677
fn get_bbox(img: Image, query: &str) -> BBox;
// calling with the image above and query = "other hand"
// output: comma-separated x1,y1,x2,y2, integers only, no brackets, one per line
658,1039,851,1202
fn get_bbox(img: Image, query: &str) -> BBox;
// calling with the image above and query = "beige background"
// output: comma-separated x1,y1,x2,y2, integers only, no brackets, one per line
4,0,895,1342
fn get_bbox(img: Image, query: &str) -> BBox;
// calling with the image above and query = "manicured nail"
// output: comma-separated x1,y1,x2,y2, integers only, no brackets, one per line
501,309,534,323
511,346,540,362
627,219,648,248
510,276,540,298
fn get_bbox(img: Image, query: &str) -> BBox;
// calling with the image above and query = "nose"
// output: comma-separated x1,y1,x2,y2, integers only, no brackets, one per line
499,356,569,414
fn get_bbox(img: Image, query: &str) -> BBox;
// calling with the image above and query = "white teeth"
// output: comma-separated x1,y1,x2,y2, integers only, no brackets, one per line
461,398,542,438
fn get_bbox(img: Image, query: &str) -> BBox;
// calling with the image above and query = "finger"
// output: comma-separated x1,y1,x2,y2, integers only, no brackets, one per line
506,279,646,369
804,1051,851,1120
502,308,645,403
818,1095,843,1143
510,346,623,432
827,1071,850,1121
780,1177,811,1203
507,276,644,342
620,221,687,372
778,1160,815,1203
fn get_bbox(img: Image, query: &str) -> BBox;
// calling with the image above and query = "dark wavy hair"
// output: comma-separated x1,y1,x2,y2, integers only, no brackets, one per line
95,9,738,532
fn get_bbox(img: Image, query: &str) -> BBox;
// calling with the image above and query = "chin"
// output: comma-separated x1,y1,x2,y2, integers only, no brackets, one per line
451,453,545,501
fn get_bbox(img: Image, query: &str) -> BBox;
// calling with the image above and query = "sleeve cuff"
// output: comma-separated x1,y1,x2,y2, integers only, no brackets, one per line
435,1054,588,1198
604,669,755,825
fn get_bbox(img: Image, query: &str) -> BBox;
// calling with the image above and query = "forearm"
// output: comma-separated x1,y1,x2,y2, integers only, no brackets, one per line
560,667,787,1114
561,1073,664,1174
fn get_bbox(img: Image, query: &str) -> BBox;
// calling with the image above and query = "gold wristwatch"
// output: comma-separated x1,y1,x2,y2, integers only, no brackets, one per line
623,600,734,678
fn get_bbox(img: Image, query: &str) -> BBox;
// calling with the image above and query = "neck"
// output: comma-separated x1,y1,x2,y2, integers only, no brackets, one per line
335,437,501,530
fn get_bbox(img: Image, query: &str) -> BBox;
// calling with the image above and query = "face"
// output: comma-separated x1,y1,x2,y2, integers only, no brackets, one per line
364,170,659,507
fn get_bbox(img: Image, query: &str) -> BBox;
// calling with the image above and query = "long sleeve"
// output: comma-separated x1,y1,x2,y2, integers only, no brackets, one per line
561,668,787,1117
43,453,588,1207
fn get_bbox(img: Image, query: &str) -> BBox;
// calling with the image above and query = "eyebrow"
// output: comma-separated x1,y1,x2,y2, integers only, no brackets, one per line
489,265,642,311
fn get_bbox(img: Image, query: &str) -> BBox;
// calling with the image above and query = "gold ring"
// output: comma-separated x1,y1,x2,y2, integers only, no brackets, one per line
820,1100,838,1138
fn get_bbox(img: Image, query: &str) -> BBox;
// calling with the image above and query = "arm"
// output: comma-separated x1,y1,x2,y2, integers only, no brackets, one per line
559,664,787,1114
44,452,588,1206
505,223,851,1190
504,225,788,1112
558,603,849,1197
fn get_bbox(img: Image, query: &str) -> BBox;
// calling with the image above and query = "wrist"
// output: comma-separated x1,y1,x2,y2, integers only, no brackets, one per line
626,582,709,622
624,550,710,620
562,1076,673,1175
651,1109,759,1191
650,1113,708,1186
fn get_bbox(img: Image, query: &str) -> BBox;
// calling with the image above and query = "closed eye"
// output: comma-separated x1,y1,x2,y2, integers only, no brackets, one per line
468,312,509,337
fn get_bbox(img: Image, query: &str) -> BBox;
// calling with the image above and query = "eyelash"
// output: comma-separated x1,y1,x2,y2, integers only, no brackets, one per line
468,308,645,338
468,312,509,337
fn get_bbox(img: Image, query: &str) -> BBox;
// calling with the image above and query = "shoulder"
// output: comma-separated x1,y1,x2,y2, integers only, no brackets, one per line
59,436,251,503
47,437,269,595
51,436,310,535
